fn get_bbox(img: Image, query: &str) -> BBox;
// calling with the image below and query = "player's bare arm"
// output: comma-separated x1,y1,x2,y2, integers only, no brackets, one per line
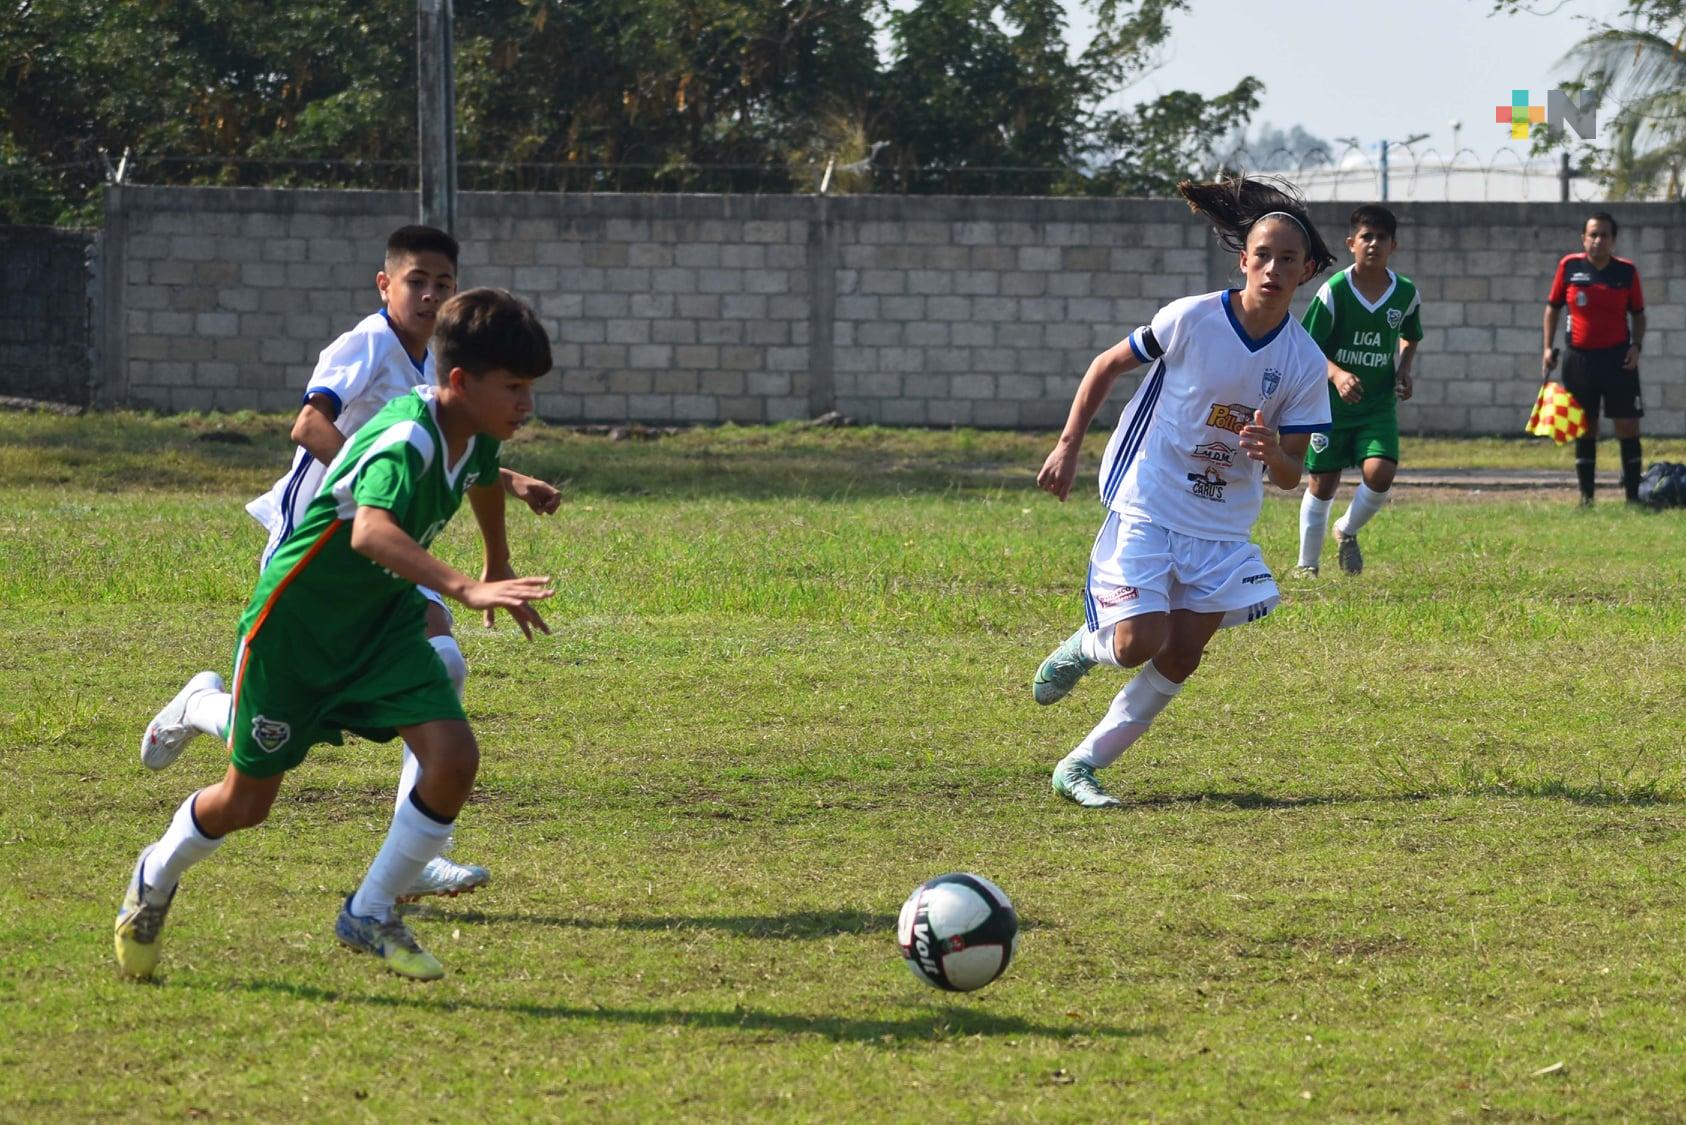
1395,339,1419,401
291,394,346,465
1327,357,1363,404
498,466,562,514
468,483,551,637
1239,410,1309,491
1624,310,1646,370
1541,305,1562,375
350,504,552,615
1037,340,1144,502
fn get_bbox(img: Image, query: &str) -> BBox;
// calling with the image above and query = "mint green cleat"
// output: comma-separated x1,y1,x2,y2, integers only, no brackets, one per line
1052,760,1123,809
114,845,175,979
1033,628,1097,706
335,897,445,981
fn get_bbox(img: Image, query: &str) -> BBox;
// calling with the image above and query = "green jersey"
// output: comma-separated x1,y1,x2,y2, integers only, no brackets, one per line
238,386,501,650
1302,268,1423,420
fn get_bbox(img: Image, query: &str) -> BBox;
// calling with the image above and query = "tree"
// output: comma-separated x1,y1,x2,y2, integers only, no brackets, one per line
1494,0,1686,200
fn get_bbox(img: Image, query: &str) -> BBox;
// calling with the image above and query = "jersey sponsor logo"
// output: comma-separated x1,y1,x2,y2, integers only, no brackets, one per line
251,715,291,754
1310,432,1330,453
1186,467,1227,502
1205,403,1255,435
1241,572,1272,585
416,517,450,549
1386,308,1404,330
1191,440,1234,467
1096,584,1139,608
1261,367,1281,400
1334,347,1393,369
463,471,480,488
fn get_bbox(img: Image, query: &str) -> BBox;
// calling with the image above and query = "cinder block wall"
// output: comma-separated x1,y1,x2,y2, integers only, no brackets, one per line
99,187,1686,434
0,225,94,404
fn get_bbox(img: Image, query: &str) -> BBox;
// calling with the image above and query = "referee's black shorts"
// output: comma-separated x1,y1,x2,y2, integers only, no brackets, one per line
1561,343,1642,420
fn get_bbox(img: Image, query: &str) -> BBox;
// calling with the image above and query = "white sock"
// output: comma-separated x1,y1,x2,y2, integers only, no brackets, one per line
1079,624,1123,668
395,636,469,815
1335,482,1388,536
188,690,231,739
1066,660,1184,770
1298,490,1332,568
141,792,224,904
351,792,454,922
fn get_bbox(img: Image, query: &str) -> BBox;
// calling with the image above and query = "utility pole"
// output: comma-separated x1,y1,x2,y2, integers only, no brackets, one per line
417,0,457,233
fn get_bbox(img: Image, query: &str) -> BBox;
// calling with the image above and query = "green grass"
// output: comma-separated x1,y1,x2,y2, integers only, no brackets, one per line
3,416,1684,1120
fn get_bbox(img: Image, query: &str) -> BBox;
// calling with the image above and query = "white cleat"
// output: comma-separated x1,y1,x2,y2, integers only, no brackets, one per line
397,842,491,904
140,671,224,770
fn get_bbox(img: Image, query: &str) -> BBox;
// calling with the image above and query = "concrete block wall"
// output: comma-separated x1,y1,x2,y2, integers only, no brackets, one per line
98,187,1686,434
0,225,94,404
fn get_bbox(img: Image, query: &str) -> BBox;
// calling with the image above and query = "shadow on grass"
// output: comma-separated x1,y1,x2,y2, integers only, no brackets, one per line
422,908,898,938
417,908,1051,937
238,979,1151,1043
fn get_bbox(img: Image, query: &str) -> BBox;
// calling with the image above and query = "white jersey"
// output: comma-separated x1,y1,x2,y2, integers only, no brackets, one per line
246,311,432,563
1097,290,1330,542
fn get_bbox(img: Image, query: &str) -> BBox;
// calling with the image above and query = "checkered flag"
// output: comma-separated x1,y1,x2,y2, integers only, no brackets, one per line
1526,380,1588,445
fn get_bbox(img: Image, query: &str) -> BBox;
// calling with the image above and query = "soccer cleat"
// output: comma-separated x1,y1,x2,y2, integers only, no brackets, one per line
1334,530,1363,575
140,671,224,770
1033,629,1098,706
396,845,491,904
1051,760,1123,809
334,896,445,981
114,845,175,979
1287,565,1320,579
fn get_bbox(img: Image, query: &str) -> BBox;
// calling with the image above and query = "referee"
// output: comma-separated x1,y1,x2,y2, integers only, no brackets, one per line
1541,211,1647,505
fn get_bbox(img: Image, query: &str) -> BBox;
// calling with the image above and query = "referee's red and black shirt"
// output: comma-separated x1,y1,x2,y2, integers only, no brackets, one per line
1547,253,1644,350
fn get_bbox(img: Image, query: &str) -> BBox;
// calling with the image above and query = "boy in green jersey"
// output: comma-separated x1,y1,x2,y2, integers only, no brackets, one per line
1293,204,1423,576
115,289,555,982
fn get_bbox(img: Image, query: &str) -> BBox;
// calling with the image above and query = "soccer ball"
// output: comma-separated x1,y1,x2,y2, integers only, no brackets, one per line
897,873,1019,992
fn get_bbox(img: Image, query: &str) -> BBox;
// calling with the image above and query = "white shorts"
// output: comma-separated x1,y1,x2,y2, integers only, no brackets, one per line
1083,512,1279,632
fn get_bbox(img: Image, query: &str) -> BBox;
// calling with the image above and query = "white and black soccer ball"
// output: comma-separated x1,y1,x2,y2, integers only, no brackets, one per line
897,873,1019,992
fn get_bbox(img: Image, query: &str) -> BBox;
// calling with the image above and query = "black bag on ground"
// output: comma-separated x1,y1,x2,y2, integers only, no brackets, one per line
1636,461,1686,508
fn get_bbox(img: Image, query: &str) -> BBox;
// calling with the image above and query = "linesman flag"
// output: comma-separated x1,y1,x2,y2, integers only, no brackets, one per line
1526,381,1588,444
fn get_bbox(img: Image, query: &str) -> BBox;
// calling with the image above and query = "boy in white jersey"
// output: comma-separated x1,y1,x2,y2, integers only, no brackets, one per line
1031,177,1336,809
140,226,560,901
1293,204,1423,577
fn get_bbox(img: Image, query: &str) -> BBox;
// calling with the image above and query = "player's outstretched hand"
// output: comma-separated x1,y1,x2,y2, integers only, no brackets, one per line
477,561,552,637
1036,442,1081,502
511,472,562,515
1238,410,1280,464
462,576,554,641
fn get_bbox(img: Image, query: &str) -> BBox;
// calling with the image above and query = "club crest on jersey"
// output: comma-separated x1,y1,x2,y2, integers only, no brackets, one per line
1261,368,1281,400
1386,308,1404,330
1191,441,1234,467
1097,584,1139,608
1186,467,1227,502
1310,432,1330,453
251,715,291,754
1205,403,1254,435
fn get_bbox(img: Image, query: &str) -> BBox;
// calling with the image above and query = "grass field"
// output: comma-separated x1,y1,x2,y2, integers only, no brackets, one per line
3,414,1683,1120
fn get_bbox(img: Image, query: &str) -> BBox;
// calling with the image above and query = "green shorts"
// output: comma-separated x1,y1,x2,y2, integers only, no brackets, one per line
227,599,464,778
1305,414,1400,474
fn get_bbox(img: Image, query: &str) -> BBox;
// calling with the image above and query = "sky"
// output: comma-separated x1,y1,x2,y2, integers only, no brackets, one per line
1068,0,1631,160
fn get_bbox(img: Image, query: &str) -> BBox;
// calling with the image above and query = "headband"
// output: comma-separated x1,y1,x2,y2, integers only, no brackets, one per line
1256,210,1310,239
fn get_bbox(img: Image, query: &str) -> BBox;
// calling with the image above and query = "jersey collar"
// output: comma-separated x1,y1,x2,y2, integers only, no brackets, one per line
1342,267,1398,314
1221,289,1290,354
379,309,429,376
